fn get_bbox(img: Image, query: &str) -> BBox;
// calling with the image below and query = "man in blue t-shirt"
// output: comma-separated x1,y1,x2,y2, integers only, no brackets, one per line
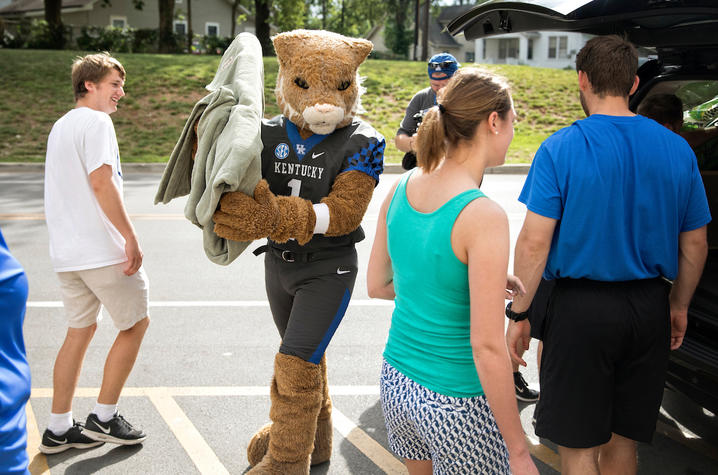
506,36,710,474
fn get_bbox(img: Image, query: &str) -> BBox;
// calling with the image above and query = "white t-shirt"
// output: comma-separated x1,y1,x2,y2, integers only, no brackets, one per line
44,107,127,272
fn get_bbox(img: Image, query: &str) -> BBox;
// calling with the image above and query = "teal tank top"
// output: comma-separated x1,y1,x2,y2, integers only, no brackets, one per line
383,171,487,397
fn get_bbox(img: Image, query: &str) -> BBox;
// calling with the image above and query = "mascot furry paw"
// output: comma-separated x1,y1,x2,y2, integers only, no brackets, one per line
212,29,385,474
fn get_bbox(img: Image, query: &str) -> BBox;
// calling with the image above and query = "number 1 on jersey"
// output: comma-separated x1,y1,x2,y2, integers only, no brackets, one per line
287,179,302,197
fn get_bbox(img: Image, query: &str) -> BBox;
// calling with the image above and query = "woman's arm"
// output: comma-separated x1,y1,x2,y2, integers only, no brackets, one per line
456,199,537,474
367,181,399,300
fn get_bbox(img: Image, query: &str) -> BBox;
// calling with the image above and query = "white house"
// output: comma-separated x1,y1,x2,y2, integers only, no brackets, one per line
475,31,593,69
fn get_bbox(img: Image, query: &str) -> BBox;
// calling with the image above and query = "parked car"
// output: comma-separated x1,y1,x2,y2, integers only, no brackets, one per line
448,0,718,414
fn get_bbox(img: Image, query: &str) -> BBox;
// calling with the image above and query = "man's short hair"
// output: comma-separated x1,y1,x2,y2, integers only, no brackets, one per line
71,52,125,101
575,35,638,97
637,93,683,127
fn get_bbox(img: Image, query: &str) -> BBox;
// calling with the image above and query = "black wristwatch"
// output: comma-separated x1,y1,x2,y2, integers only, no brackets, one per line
505,302,529,322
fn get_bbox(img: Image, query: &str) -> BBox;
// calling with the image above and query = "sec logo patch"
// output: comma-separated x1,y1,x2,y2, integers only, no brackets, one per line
274,143,290,160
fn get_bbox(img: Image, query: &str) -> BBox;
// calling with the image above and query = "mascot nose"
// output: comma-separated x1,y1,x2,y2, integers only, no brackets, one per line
313,103,336,114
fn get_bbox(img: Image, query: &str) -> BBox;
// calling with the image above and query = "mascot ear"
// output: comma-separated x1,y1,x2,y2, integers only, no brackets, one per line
348,38,373,66
271,32,299,69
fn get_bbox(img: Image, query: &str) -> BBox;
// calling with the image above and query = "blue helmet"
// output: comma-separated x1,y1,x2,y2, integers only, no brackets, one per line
428,53,460,80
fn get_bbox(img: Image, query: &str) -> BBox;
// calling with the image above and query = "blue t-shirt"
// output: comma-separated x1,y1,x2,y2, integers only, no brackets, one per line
520,114,711,281
0,228,30,474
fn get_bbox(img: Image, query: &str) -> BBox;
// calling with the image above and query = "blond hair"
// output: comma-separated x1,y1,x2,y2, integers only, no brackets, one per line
71,52,125,101
415,68,512,172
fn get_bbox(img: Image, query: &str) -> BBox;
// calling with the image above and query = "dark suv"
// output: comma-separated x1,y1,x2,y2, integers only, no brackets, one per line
448,0,718,413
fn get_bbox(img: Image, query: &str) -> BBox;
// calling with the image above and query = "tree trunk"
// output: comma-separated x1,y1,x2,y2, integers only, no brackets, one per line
44,0,64,49
158,0,175,53
421,0,429,61
413,0,419,60
322,0,327,30
187,0,193,53
231,0,239,37
255,0,272,56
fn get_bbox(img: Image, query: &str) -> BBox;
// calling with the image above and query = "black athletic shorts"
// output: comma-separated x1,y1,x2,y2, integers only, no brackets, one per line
526,278,555,340
264,245,358,364
534,277,671,448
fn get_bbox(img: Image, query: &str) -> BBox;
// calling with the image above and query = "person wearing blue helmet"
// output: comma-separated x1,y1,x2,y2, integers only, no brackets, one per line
395,53,460,170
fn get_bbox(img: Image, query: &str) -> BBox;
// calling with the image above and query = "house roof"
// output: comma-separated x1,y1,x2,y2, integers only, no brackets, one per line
417,3,461,48
0,0,95,16
437,4,474,24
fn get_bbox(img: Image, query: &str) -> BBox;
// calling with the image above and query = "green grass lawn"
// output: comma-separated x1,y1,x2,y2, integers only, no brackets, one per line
0,49,584,164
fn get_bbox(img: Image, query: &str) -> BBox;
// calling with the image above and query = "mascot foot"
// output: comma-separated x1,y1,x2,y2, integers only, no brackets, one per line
247,353,322,474
247,418,333,467
247,355,333,467
247,453,310,475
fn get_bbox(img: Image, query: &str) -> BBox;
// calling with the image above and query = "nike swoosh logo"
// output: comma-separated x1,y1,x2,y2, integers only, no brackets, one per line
312,152,325,158
337,269,351,275
94,422,112,434
47,436,67,444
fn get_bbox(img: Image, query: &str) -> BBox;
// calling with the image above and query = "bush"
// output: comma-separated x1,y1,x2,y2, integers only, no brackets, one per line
76,26,132,53
2,19,71,49
200,35,232,55
132,28,159,53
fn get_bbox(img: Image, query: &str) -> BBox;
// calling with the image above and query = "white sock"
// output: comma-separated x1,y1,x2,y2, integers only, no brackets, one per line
47,412,73,436
92,403,118,423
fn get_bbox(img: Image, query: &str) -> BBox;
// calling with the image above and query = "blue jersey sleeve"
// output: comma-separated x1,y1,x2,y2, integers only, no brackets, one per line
518,143,563,220
341,123,385,182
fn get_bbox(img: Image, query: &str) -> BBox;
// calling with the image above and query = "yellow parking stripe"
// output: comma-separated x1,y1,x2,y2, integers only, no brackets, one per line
25,401,50,475
147,388,229,475
29,386,564,473
332,408,408,474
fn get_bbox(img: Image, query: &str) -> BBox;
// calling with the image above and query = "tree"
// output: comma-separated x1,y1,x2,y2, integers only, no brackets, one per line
158,0,175,53
44,0,64,49
255,0,272,55
384,0,413,58
187,0,193,52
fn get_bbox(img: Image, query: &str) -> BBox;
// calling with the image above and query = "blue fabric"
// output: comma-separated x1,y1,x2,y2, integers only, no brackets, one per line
285,119,329,161
0,228,30,475
520,114,711,281
427,52,460,79
383,171,486,397
343,137,385,182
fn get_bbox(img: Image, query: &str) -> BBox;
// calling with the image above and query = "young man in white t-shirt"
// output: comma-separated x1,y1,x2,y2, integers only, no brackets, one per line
40,53,150,454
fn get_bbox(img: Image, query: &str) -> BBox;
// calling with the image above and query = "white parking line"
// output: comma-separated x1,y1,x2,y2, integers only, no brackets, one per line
27,300,395,308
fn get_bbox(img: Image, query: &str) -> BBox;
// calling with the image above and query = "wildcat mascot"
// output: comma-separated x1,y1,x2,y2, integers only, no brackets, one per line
213,30,384,474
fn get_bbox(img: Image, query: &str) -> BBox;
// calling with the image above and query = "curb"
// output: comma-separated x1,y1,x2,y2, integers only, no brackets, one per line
1,162,530,175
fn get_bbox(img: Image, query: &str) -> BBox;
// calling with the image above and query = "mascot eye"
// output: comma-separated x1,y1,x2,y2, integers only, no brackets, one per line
338,80,352,91
294,77,309,89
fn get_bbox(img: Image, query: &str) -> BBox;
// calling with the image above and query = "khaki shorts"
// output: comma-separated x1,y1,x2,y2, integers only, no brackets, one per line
57,263,149,331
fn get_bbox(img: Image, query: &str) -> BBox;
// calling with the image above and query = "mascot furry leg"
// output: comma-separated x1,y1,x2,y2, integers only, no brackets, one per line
247,354,332,467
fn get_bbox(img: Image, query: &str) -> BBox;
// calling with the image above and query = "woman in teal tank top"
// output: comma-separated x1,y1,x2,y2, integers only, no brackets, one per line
368,68,537,475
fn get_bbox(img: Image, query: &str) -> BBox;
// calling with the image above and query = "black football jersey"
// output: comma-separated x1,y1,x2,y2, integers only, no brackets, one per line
261,116,385,253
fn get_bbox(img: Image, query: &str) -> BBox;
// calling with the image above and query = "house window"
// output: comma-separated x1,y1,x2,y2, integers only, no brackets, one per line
206,22,220,37
527,39,534,60
548,36,568,58
110,16,127,29
482,39,486,59
174,21,187,35
498,38,519,59
465,52,475,63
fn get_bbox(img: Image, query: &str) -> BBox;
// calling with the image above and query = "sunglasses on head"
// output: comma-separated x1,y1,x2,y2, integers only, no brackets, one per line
429,61,455,69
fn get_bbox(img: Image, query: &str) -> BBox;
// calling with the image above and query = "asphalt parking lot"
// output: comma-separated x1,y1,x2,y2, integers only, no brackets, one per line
1,168,717,474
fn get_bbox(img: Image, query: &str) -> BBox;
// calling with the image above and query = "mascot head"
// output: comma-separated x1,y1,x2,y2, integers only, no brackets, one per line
272,29,373,136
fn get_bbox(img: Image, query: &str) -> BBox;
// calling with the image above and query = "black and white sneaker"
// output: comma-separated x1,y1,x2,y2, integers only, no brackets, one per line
514,371,540,402
39,421,104,454
83,412,147,445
